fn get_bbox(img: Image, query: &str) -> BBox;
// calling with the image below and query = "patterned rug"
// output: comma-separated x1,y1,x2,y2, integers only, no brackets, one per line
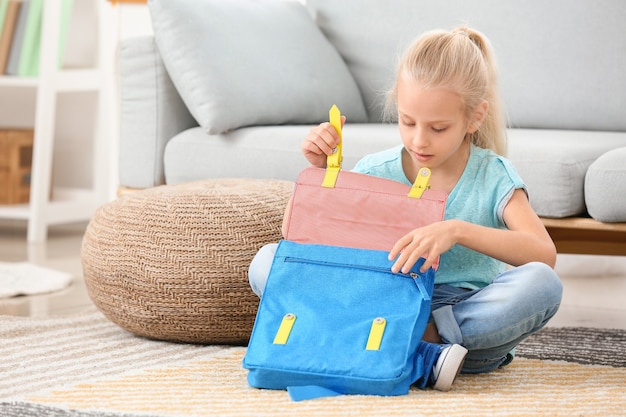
1,308,625,417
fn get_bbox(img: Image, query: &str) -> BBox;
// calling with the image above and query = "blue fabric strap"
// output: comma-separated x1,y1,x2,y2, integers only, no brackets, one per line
287,385,342,402
415,341,443,389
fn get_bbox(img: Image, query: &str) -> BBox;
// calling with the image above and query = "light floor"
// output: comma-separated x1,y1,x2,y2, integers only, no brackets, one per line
1,222,626,330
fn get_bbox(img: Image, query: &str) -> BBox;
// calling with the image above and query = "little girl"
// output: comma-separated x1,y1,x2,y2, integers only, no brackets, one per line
249,26,562,391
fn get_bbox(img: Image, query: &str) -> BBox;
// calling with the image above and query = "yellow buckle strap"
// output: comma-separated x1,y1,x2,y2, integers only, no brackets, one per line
273,313,296,345
365,317,387,351
408,167,432,199
322,104,343,188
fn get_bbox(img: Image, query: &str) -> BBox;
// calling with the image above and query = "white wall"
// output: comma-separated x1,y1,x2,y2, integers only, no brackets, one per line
115,3,153,39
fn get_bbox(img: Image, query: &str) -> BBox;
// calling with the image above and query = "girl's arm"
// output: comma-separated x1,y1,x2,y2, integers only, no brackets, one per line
389,189,557,273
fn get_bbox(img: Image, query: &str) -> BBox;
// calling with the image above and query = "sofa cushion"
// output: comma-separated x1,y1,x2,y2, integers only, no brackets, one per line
148,0,368,135
585,147,626,222
163,124,401,184
507,130,626,218
307,0,626,130
163,124,626,220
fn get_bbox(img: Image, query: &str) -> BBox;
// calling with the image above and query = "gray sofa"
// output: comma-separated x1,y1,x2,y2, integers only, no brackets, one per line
118,0,626,254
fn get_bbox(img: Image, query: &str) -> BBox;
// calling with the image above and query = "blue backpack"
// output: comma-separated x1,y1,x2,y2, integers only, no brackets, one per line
243,240,435,401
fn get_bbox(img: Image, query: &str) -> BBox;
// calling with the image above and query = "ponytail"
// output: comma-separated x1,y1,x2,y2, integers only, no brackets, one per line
386,26,507,155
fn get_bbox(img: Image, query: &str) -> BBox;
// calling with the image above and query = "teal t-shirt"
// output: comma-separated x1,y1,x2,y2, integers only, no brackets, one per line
352,144,526,289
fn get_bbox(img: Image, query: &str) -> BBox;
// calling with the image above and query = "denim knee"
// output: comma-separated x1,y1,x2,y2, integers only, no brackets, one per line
433,261,563,370
522,262,564,311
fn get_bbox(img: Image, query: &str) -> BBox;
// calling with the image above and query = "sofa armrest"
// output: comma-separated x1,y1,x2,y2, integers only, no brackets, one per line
118,36,198,189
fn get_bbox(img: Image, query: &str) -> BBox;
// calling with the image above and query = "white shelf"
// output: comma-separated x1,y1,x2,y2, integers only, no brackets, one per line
0,0,114,242
0,76,39,88
0,189,103,222
0,204,30,220
0,69,101,90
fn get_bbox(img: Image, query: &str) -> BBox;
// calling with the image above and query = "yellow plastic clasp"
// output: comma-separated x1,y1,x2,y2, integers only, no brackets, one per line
408,167,432,199
273,313,296,345
322,104,343,188
365,317,386,351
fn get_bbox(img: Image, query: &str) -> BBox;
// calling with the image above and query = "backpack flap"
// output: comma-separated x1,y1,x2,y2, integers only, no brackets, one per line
283,106,447,269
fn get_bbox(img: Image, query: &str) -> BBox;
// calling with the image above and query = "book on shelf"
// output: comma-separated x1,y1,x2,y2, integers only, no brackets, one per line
0,0,21,75
15,0,41,76
0,0,73,77
0,0,9,35
4,0,28,75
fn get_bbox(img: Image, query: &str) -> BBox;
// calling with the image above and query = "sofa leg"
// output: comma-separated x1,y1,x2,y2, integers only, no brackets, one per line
117,186,145,197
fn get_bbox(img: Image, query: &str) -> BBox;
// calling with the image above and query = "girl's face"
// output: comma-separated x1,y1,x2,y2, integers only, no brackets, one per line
397,75,484,180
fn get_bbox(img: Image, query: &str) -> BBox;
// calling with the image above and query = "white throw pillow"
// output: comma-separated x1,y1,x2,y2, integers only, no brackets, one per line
149,0,368,134
585,147,626,222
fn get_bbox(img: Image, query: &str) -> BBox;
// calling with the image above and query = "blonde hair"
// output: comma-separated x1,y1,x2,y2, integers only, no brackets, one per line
386,26,507,156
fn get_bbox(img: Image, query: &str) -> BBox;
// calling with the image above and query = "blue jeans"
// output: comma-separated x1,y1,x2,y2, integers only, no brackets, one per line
249,243,563,374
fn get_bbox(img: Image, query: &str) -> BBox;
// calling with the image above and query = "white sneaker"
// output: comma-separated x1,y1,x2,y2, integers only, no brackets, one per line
432,344,468,391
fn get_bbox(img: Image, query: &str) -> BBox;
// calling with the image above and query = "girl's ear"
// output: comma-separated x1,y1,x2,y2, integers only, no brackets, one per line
468,100,489,134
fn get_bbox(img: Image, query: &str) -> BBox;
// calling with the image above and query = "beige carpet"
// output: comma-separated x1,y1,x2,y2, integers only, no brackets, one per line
1,308,625,417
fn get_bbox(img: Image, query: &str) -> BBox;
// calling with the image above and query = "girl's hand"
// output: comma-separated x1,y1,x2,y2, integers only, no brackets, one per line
301,116,346,168
389,189,558,274
388,220,459,274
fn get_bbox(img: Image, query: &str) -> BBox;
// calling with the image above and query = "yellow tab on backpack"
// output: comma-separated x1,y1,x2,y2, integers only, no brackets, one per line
366,317,386,351
322,105,343,188
408,167,431,199
273,313,297,345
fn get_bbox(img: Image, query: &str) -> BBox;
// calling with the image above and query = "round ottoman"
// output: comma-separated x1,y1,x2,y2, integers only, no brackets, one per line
585,147,626,222
81,178,293,344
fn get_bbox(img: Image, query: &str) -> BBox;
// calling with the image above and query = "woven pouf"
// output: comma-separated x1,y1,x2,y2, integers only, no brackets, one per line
81,178,293,345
